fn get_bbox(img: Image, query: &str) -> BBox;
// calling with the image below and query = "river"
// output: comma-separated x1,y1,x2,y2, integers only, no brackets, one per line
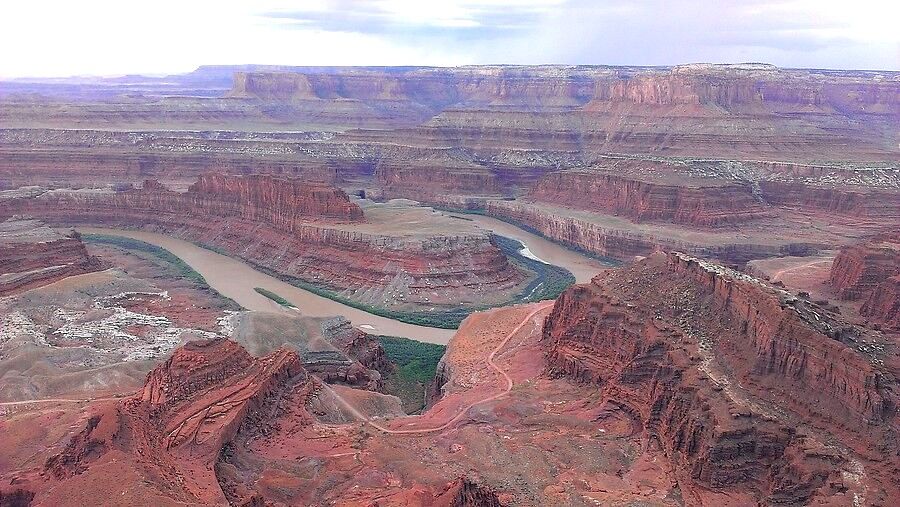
78,220,609,345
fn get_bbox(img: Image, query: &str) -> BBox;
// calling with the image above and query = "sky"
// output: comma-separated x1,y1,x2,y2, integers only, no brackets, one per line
0,0,897,78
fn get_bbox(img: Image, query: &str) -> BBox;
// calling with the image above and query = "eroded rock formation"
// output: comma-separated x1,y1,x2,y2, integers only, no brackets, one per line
0,175,524,311
543,252,898,505
39,338,317,505
528,162,769,227
861,275,900,329
829,233,900,329
0,218,100,296
830,232,900,300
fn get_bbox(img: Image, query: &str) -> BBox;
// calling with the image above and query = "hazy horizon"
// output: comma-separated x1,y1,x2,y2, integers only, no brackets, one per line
2,0,898,78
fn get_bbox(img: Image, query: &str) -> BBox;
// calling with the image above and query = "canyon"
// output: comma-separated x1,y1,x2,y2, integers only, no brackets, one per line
0,173,549,325
0,62,898,506
544,252,898,505
0,218,100,296
829,232,900,330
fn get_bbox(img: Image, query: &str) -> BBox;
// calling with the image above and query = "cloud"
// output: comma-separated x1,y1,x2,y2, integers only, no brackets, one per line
0,0,896,77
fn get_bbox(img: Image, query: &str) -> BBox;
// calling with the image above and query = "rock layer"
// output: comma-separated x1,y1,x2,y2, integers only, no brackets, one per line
37,338,318,505
0,218,100,296
528,163,768,227
0,176,523,310
543,252,897,504
830,232,900,300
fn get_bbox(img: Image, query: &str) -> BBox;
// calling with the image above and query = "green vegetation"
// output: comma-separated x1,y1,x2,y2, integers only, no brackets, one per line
379,335,446,413
186,232,574,329
491,234,576,304
224,254,471,329
226,237,572,329
82,233,240,308
253,287,296,308
436,206,622,266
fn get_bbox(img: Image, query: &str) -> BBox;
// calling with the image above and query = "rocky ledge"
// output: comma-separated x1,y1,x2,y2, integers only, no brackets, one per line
527,161,769,227
543,252,898,505
0,218,100,296
0,176,525,313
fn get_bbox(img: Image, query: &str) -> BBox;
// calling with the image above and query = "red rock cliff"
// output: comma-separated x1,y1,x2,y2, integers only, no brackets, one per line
829,233,900,300
528,164,769,227
860,275,900,329
188,173,363,225
543,252,898,504
42,338,317,505
0,218,100,296
2,178,523,310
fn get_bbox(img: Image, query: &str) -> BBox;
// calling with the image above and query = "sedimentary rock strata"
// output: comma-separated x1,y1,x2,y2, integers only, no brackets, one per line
829,233,900,330
830,233,900,300
528,161,769,227
36,338,318,505
0,175,525,312
0,218,100,296
543,252,897,505
861,275,900,329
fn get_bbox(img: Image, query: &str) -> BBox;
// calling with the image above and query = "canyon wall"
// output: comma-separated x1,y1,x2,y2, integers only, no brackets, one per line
230,65,900,113
0,148,340,187
482,200,820,264
0,218,100,296
528,165,768,227
860,276,900,329
829,233,900,329
543,252,897,504
186,173,363,224
39,338,318,505
829,233,900,300
0,176,523,310
760,181,900,221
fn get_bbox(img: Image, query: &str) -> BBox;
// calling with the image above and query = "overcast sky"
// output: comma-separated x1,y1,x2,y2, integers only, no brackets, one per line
1,0,897,77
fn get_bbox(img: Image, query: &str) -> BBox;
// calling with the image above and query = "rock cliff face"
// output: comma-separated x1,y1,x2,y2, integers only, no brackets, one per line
0,147,341,187
231,65,900,113
39,338,318,505
760,181,900,221
1,177,523,310
483,200,820,264
0,218,100,296
376,161,505,202
528,164,768,227
861,276,900,329
187,173,363,224
829,233,900,329
829,233,900,300
588,65,899,112
543,252,897,504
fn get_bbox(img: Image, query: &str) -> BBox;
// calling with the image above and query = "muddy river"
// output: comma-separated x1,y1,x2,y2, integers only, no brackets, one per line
79,219,609,345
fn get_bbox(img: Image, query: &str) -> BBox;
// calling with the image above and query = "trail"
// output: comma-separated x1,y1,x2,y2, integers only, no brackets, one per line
770,259,833,281
768,258,833,281
320,302,554,435
0,394,128,408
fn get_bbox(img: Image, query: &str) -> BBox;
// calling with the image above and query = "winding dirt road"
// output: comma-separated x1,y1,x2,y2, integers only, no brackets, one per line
321,302,554,435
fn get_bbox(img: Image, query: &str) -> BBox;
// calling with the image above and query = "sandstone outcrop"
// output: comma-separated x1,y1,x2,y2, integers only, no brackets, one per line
528,162,768,227
482,200,824,264
861,275,900,329
40,338,317,505
0,176,525,312
830,232,900,300
187,172,363,224
543,252,897,504
759,181,900,221
0,218,100,296
829,233,900,329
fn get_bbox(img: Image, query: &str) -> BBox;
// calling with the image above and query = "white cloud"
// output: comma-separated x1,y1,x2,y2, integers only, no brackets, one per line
0,0,895,77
